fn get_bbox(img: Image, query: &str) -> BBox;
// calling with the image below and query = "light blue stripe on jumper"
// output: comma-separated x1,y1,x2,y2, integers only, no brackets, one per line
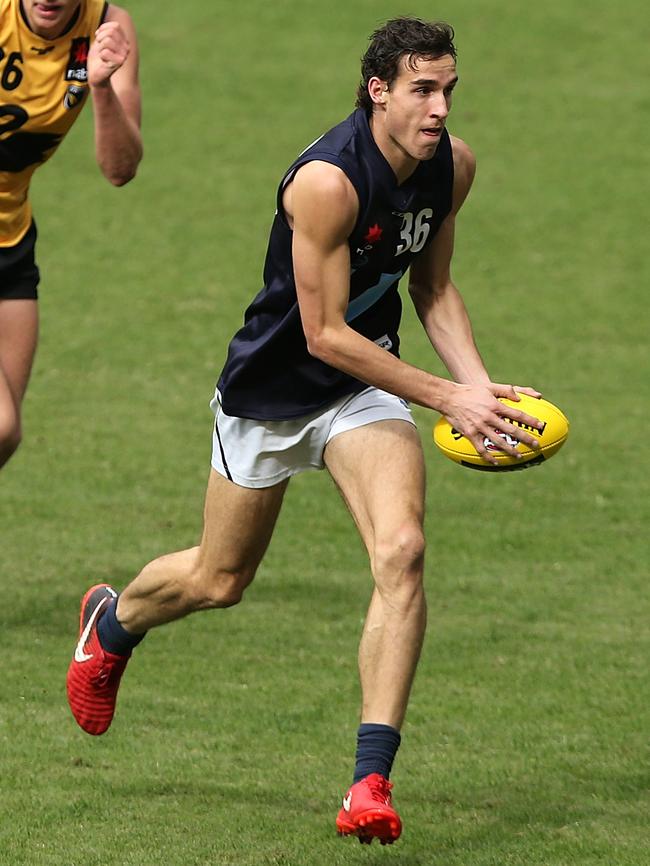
345,270,405,323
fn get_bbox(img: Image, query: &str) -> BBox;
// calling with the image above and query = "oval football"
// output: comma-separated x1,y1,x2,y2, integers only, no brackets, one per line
432,393,569,472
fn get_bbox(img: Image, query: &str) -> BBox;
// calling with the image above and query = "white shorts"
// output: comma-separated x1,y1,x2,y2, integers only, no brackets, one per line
210,386,415,488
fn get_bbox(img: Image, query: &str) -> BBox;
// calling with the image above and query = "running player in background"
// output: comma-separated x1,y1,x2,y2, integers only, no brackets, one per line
66,17,542,845
0,0,142,469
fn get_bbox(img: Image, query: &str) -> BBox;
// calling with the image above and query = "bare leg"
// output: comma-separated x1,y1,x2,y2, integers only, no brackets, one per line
0,299,38,467
67,468,289,735
116,469,289,633
324,420,427,730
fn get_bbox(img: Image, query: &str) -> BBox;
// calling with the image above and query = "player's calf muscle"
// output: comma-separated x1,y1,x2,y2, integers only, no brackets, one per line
123,558,254,628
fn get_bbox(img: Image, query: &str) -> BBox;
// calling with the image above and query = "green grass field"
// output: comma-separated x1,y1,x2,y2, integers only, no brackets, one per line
1,0,649,863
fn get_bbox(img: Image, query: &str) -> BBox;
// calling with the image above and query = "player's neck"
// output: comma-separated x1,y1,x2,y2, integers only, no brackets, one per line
368,114,420,186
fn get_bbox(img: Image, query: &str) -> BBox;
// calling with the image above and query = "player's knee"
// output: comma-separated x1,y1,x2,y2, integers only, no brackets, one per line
0,414,21,466
373,524,426,585
191,566,253,610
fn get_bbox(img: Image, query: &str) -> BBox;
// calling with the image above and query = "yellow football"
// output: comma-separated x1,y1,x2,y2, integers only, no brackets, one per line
432,393,569,471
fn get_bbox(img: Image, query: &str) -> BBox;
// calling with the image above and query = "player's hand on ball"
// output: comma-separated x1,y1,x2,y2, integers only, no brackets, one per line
511,385,542,399
88,22,130,87
434,390,568,471
440,382,544,465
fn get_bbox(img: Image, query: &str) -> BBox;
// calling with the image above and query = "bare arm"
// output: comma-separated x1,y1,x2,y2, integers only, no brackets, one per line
288,161,463,414
408,136,488,383
407,136,542,456
87,5,142,186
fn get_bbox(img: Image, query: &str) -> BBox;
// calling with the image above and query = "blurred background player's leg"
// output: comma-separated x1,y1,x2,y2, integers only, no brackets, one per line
0,299,38,468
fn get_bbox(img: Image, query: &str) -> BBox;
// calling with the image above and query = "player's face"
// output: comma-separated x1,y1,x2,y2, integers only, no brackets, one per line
370,54,458,177
24,1,82,39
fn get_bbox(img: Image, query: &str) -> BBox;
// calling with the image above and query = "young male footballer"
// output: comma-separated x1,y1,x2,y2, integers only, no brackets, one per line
66,17,542,845
0,0,142,469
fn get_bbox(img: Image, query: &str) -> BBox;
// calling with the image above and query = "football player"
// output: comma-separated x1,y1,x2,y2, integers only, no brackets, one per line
0,0,142,468
66,17,541,845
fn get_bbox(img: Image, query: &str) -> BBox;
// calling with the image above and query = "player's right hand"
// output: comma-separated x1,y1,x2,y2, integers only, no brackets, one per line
88,22,130,87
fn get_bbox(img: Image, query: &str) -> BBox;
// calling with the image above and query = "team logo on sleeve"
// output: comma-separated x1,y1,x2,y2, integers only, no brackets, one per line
65,37,90,82
64,84,88,110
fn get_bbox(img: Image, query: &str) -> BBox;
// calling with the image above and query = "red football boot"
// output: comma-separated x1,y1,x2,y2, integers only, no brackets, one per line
336,773,402,845
66,584,130,735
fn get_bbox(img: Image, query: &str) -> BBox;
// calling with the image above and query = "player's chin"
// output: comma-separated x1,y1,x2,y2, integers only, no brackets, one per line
415,134,441,159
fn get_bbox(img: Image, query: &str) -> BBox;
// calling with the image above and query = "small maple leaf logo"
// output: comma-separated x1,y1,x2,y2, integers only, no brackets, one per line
74,43,88,64
364,224,383,244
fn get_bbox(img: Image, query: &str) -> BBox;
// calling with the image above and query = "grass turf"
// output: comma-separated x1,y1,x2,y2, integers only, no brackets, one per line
1,0,648,863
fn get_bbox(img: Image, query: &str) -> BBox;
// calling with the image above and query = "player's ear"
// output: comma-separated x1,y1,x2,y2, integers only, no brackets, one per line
368,77,389,106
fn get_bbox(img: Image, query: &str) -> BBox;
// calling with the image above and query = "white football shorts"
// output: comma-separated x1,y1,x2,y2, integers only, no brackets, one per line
210,386,415,488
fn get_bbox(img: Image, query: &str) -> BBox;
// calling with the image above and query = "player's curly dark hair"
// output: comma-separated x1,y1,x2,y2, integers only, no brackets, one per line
356,17,456,114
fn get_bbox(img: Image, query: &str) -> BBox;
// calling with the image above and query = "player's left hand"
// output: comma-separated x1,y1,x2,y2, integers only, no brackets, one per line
88,22,130,87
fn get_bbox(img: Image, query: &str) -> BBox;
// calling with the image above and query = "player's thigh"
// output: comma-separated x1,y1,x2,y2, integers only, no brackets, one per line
197,467,289,580
0,299,39,404
323,419,425,553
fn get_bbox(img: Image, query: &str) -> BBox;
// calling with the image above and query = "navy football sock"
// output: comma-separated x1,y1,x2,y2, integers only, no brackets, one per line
97,598,146,656
353,723,402,783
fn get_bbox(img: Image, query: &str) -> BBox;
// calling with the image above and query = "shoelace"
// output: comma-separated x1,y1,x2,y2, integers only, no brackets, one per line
367,777,393,804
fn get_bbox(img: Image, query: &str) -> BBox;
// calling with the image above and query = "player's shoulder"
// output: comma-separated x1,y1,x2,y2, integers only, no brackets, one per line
293,160,357,205
448,134,476,210
286,159,359,237
449,135,476,182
